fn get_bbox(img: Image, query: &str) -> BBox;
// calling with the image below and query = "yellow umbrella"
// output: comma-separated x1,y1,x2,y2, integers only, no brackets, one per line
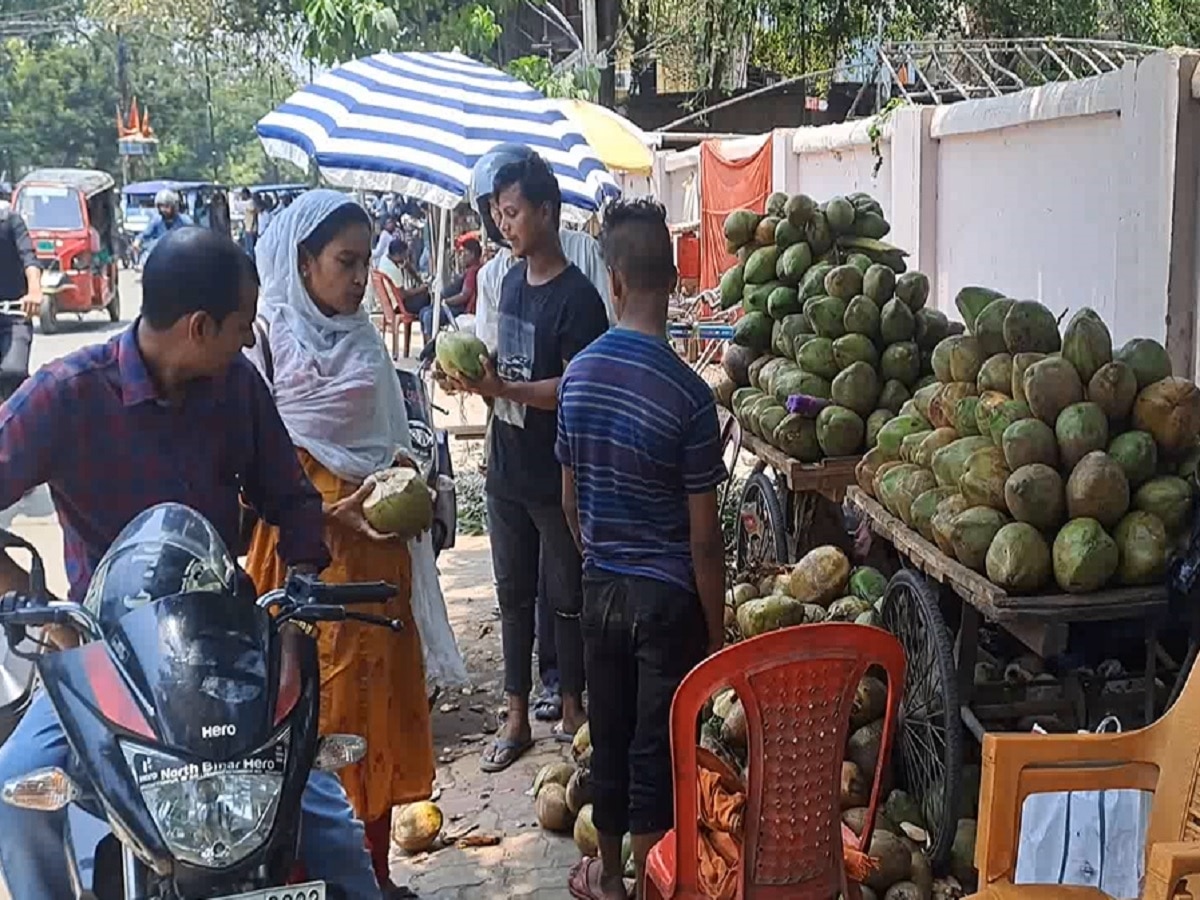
555,99,655,175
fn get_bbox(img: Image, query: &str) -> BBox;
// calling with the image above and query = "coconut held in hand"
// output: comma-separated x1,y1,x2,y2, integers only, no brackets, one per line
363,467,434,539
435,331,489,382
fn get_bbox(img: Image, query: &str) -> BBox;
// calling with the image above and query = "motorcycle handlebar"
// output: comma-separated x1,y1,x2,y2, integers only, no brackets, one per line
312,581,397,605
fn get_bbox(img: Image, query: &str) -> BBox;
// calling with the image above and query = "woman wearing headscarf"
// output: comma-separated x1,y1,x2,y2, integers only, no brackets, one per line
245,190,454,896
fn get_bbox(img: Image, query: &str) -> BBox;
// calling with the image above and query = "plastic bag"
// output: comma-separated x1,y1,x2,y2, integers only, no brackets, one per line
408,535,470,694
1013,717,1151,899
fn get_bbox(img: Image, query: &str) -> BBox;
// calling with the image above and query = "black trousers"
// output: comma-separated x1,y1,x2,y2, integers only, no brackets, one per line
583,571,707,836
487,493,584,698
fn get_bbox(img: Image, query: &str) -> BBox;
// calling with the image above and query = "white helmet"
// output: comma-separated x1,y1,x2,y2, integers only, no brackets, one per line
155,188,180,210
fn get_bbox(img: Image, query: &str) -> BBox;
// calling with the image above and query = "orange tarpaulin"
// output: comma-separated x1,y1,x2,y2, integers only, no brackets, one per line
699,137,773,291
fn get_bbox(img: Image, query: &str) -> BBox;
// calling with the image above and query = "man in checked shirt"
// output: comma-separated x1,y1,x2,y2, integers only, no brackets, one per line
0,228,385,899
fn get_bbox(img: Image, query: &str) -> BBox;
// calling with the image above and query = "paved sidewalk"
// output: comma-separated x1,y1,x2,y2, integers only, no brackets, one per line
389,535,580,898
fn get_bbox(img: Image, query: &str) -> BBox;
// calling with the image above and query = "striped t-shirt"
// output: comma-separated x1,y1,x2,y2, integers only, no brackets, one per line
555,328,727,592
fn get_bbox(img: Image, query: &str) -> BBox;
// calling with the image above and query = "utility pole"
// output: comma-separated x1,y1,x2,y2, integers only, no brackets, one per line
201,46,218,182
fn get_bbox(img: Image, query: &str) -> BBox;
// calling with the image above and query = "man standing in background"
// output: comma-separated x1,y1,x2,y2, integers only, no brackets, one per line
0,202,40,400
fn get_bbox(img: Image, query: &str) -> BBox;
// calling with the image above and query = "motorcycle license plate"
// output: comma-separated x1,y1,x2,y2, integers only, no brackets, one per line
215,883,325,900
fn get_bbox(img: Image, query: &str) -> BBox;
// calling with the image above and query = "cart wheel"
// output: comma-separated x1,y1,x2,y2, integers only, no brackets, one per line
107,284,120,322
879,568,962,868
736,469,789,570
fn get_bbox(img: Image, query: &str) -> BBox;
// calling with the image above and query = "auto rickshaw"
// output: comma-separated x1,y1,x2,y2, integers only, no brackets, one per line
11,168,120,334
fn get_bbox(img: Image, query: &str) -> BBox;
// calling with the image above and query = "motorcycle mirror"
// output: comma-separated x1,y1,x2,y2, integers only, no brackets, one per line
0,528,46,600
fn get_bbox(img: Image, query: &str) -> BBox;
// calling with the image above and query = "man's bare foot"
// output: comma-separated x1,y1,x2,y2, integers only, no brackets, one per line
480,699,532,773
562,693,588,736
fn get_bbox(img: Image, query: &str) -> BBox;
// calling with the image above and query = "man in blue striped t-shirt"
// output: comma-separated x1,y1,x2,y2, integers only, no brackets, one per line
557,198,727,900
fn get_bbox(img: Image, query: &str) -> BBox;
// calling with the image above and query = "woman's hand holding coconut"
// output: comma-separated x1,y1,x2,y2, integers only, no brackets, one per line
326,480,401,543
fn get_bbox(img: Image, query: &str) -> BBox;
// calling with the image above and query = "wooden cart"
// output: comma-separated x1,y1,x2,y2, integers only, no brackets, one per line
732,424,861,568
845,485,1180,868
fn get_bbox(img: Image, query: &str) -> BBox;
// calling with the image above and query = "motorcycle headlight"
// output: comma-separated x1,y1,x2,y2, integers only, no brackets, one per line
120,732,288,869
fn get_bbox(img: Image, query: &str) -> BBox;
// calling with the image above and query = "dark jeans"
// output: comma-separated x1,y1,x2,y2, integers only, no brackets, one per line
419,302,459,342
0,374,25,403
488,493,585,698
582,571,707,836
537,562,559,687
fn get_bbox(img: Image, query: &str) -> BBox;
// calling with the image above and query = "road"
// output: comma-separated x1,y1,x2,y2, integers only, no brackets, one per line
2,268,144,597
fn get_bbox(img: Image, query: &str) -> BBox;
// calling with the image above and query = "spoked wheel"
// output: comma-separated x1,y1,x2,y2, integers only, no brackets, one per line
878,568,962,867
736,467,789,570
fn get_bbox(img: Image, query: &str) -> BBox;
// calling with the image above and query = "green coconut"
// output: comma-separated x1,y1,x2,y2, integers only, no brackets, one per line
1116,338,1173,389
881,342,921,388
1133,476,1193,533
849,566,889,604
1011,352,1046,405
949,506,1010,571
895,272,930,312
1002,418,1059,470
1023,356,1084,425
796,337,839,380
866,409,897,449
833,333,880,370
915,308,951,351
973,298,1016,358
955,286,1004,333
1065,451,1130,529
774,414,822,462
974,391,1013,440
989,400,1032,448
1055,402,1109,472
1061,308,1113,384
816,405,865,456
1053,518,1119,593
808,296,848,339
1113,510,1169,585
878,380,911,414
876,415,931,462
959,446,1011,512
930,383,979,431
843,295,881,340
1003,300,1062,354
954,397,982,436
986,522,1053,593
931,494,971,556
435,331,490,382
915,428,961,469
911,487,959,543
880,299,917,345
1107,431,1158,488
913,383,944,422
832,362,881,418
977,353,1013,395
931,335,984,384
1087,361,1139,422
363,467,435,539
931,436,993,488
1004,464,1066,532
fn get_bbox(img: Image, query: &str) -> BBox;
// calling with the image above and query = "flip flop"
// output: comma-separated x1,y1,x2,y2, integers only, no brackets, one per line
568,857,630,900
479,736,534,773
533,689,563,722
553,721,579,743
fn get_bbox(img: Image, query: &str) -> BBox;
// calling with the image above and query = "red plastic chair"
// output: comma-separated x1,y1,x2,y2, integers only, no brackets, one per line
645,623,907,900
370,269,416,359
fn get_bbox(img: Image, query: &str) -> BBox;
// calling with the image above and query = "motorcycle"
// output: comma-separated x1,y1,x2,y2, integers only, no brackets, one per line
0,502,402,900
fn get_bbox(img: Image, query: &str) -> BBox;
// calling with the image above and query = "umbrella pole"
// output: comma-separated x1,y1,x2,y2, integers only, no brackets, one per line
430,205,452,339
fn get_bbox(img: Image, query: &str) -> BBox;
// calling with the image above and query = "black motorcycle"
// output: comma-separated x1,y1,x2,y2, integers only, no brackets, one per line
0,502,401,900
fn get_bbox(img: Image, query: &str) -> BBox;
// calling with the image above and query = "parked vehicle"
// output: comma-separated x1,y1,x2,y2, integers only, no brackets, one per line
396,359,456,556
11,168,121,333
0,503,401,899
121,180,232,267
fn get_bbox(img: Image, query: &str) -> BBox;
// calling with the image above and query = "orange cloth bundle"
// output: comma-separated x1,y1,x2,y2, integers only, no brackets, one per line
694,748,878,898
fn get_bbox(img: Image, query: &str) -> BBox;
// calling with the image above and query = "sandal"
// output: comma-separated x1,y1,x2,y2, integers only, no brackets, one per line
569,857,629,900
533,688,563,722
553,721,580,743
479,735,534,773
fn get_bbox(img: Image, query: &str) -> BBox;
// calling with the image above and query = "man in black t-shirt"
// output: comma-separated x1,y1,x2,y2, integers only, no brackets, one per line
0,208,41,400
450,154,608,773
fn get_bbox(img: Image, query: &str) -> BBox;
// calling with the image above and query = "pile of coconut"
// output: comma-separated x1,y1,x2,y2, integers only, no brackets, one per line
533,725,638,878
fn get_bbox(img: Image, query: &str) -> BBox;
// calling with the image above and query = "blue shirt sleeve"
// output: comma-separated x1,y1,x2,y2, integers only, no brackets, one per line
139,215,165,242
0,368,64,510
681,397,727,494
555,372,573,467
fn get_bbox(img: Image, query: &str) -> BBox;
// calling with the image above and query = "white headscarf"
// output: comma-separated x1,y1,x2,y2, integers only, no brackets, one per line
252,189,411,482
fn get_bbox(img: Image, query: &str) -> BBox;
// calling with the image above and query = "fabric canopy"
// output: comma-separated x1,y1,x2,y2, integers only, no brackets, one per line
256,51,620,219
554,99,655,175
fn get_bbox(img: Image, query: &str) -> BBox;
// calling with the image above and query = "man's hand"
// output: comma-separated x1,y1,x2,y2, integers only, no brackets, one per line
326,481,402,543
449,355,506,400
18,293,40,319
393,449,420,470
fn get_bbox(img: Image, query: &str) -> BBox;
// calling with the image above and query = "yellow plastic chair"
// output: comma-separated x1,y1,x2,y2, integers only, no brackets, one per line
969,660,1200,900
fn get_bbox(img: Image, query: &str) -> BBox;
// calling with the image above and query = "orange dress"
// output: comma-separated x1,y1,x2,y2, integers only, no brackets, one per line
245,450,435,826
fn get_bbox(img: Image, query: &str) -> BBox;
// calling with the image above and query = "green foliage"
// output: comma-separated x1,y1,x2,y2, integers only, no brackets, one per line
0,28,295,183
505,55,600,100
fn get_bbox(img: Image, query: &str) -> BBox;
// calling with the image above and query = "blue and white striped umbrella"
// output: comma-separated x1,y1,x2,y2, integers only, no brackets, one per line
256,51,620,219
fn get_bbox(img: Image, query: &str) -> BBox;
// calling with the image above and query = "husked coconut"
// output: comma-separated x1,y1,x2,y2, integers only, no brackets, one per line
363,467,435,538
